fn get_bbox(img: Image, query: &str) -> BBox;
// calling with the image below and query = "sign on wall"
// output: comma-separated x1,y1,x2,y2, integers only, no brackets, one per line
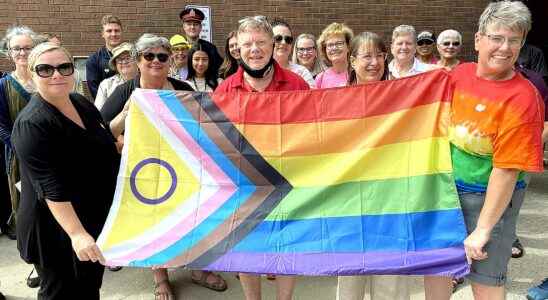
185,5,212,42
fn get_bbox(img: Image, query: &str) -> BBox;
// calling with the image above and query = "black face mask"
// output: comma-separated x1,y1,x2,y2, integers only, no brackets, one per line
239,56,275,79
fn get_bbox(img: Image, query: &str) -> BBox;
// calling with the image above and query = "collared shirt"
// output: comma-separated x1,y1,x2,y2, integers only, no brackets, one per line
388,57,432,79
215,61,310,93
86,46,117,100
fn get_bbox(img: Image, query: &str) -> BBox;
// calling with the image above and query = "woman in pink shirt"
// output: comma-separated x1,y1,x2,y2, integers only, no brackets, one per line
315,23,354,88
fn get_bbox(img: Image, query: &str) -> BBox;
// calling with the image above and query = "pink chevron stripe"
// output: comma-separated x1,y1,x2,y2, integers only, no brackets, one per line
115,90,236,261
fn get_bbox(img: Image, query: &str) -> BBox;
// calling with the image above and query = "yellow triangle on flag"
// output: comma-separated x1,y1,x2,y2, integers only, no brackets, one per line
103,103,200,249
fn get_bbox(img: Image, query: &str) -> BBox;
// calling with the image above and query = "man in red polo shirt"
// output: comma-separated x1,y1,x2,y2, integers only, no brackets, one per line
216,16,309,93
215,15,308,300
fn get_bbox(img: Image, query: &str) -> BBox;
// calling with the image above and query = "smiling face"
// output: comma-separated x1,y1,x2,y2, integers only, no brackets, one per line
475,24,523,80
31,49,74,100
296,37,317,69
102,23,122,49
137,47,171,80
8,34,34,69
351,43,386,84
172,46,189,67
437,37,461,60
416,39,434,56
272,25,292,63
228,36,240,60
238,28,273,70
115,52,138,79
192,50,209,78
391,34,416,64
325,34,349,65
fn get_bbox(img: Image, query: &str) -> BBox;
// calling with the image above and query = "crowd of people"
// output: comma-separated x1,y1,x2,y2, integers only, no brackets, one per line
0,1,547,300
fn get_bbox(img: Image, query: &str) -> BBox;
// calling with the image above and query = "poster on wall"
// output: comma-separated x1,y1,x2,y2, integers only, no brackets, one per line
185,5,212,42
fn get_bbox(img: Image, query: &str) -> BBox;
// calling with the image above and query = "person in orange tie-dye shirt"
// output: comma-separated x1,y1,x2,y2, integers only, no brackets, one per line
446,1,545,300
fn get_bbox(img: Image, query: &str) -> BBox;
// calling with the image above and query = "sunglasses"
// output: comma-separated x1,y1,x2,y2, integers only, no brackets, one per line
442,41,461,47
274,35,294,44
34,63,74,78
142,52,170,63
417,40,434,46
172,45,190,52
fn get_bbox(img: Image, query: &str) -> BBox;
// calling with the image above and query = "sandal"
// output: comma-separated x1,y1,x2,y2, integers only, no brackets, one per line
511,239,525,258
154,279,174,300
452,277,464,293
191,271,227,292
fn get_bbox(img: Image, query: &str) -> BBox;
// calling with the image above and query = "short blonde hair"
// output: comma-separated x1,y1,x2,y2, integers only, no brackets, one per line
478,1,531,38
317,22,354,65
27,42,73,73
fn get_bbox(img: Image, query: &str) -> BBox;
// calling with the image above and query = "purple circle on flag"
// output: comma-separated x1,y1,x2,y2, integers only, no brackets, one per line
130,158,177,205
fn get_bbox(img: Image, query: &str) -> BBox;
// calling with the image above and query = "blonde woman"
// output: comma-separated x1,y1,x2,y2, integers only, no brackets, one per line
315,22,354,88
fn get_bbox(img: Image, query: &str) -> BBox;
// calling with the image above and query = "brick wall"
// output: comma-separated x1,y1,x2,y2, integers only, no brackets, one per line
0,0,491,72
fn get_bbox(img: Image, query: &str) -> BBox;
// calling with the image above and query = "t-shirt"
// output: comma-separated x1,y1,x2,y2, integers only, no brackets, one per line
315,67,348,88
449,63,545,193
289,63,316,88
216,61,310,93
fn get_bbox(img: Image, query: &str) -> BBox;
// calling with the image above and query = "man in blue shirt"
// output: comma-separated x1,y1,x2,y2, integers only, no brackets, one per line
86,15,123,100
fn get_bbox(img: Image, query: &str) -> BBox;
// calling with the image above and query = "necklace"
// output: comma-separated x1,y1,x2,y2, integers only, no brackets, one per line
192,77,208,92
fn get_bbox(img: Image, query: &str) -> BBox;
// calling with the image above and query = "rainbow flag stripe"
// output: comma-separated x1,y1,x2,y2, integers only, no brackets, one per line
97,70,469,276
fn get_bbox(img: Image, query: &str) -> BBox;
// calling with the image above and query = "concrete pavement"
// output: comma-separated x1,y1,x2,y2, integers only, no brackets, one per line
1,170,546,300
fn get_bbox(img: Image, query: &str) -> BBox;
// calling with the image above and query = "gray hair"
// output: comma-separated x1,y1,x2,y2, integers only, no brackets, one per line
391,25,416,42
135,33,171,55
237,16,273,38
478,1,531,37
437,29,462,44
3,25,38,49
27,42,73,73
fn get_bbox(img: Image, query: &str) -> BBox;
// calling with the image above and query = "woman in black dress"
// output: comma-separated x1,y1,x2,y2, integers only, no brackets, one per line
11,42,120,299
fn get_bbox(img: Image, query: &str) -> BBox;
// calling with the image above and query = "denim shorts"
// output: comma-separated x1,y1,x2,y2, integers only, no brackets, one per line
458,188,525,286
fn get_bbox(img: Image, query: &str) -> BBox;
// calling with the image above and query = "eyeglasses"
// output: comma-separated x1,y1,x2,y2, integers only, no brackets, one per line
142,52,170,63
34,63,74,78
274,35,294,44
325,41,346,50
297,47,315,54
355,52,386,62
116,57,134,65
441,41,461,47
484,34,523,49
417,40,434,46
10,46,33,53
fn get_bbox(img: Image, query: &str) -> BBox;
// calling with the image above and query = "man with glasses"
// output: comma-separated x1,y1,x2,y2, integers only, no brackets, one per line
86,15,123,100
179,8,223,76
215,16,309,299
445,2,545,299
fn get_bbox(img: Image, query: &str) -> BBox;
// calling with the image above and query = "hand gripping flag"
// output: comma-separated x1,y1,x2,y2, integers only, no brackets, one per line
97,69,469,277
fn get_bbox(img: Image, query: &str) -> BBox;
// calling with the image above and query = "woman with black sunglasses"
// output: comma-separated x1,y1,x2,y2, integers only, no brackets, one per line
101,33,227,300
435,29,463,71
271,18,316,88
11,42,120,299
416,31,438,64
